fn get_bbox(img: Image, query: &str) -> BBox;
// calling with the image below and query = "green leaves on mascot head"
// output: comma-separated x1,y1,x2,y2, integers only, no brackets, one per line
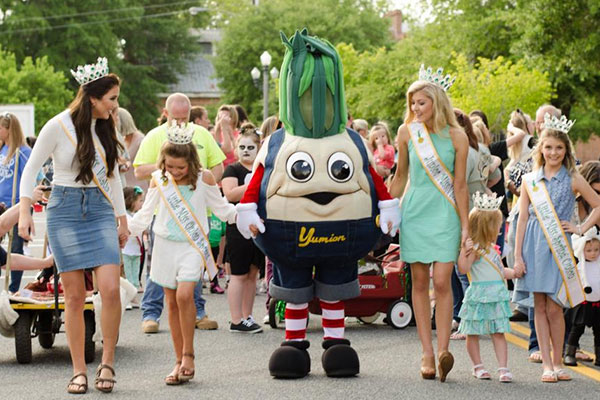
279,29,348,139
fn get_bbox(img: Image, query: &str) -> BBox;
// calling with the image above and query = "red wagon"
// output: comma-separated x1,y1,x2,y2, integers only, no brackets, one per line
269,245,413,329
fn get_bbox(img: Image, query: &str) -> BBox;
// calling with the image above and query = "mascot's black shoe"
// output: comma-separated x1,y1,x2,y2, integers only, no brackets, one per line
321,338,360,377
269,340,311,379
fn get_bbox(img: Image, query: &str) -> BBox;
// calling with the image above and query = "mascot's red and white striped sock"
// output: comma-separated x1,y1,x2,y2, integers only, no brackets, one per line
285,302,309,341
320,300,345,340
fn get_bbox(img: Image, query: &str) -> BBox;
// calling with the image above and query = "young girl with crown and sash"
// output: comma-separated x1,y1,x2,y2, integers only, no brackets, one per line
390,65,470,383
18,58,129,394
457,192,517,383
128,121,236,386
513,114,600,383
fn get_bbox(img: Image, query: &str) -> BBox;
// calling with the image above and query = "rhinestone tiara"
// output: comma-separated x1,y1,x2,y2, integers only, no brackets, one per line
544,113,575,134
167,121,194,145
473,191,503,212
70,57,109,86
418,64,456,91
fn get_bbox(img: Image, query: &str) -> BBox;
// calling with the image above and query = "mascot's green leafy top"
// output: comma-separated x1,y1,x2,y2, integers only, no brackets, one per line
279,29,348,138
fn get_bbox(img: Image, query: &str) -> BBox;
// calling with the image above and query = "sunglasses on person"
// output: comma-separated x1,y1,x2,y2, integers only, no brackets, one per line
133,186,143,195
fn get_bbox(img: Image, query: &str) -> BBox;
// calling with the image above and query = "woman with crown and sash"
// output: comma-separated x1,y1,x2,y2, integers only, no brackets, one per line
18,58,129,394
513,114,600,383
390,65,470,382
128,120,236,386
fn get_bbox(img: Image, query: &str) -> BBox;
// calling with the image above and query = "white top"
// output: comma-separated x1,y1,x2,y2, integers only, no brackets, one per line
128,172,236,240
122,212,142,256
579,258,600,302
19,110,126,216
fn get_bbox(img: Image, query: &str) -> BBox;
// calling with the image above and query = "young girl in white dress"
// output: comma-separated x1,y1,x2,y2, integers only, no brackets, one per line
458,192,517,382
128,122,236,385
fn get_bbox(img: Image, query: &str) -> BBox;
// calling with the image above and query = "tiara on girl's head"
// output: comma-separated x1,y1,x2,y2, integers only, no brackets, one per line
70,57,109,86
473,191,503,211
166,121,194,145
418,64,456,91
544,113,575,134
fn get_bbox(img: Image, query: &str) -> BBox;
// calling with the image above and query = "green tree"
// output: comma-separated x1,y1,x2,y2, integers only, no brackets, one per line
449,54,554,133
213,0,392,124
0,0,207,131
412,0,600,140
0,46,72,133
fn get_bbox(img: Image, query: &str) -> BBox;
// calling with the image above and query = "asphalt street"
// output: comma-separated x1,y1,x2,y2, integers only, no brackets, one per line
0,211,598,399
0,284,599,400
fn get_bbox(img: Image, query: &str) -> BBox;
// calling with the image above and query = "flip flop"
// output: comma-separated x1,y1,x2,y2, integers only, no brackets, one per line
94,364,116,393
178,353,195,382
541,370,557,383
554,368,572,381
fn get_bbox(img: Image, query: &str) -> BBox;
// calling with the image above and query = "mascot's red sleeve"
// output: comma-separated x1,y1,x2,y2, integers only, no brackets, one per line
240,164,265,204
241,163,392,203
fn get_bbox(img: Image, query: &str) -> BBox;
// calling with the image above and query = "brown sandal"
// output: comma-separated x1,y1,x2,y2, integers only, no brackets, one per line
95,364,116,393
438,351,454,383
420,355,436,380
178,353,195,382
67,372,88,395
165,361,182,386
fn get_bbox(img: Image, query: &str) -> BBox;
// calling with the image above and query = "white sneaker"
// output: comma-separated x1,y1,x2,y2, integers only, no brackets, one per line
125,303,133,310
263,314,270,324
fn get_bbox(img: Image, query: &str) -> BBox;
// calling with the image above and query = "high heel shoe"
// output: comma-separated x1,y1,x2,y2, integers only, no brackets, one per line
420,355,436,380
438,351,454,383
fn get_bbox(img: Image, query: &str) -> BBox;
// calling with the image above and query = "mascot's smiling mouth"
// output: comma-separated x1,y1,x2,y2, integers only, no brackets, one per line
302,192,341,205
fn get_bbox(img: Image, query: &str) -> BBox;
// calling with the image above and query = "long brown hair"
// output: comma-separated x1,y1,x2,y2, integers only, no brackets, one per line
0,112,27,164
157,142,202,190
69,74,122,184
454,108,478,150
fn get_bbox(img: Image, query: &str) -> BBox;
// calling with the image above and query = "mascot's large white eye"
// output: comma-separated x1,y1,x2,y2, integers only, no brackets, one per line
286,151,314,182
327,152,354,183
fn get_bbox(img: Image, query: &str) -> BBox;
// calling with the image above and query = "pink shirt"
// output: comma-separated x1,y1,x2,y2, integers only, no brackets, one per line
373,144,395,169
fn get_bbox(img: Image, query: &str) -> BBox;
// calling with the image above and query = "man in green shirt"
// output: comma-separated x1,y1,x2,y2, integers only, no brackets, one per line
134,93,225,333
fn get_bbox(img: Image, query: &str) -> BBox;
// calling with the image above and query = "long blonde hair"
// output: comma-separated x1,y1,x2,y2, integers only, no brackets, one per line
0,112,27,165
532,128,576,173
507,110,531,162
469,208,503,252
404,81,460,135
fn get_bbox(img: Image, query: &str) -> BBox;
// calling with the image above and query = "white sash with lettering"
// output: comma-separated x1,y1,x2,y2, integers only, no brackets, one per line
151,170,218,280
57,110,114,207
522,172,585,307
408,121,457,211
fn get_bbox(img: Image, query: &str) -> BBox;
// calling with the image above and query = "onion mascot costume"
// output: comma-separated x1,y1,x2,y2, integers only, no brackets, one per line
236,29,400,379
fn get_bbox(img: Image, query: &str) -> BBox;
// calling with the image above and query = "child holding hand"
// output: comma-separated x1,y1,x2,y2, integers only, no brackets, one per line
457,192,518,382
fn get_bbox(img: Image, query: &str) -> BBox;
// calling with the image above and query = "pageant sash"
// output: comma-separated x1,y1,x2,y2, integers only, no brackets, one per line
408,121,457,211
151,170,218,280
58,110,113,206
523,173,585,307
467,246,505,284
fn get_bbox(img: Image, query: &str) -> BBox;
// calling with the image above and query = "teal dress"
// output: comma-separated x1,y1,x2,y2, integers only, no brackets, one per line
400,126,460,263
458,246,511,335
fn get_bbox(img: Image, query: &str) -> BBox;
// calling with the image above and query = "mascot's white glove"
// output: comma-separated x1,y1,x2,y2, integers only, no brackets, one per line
235,203,265,239
378,199,400,236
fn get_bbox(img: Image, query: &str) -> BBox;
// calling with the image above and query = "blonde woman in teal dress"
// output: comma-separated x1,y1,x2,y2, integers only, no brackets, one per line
390,69,469,382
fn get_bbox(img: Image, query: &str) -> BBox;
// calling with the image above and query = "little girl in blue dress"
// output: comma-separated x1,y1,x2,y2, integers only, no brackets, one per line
458,192,517,382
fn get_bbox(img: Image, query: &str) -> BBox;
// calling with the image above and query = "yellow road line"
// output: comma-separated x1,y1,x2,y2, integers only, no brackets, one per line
507,322,600,382
510,322,595,358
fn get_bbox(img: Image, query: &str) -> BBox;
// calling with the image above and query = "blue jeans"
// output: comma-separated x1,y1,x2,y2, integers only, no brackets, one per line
528,307,539,354
452,265,470,322
8,225,24,293
141,277,206,322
